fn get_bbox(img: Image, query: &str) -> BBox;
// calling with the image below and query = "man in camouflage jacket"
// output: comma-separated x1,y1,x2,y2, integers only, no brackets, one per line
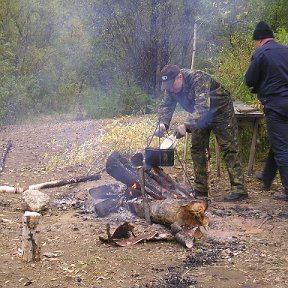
155,64,246,201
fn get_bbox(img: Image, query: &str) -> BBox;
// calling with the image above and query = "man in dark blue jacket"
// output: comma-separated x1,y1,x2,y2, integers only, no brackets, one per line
244,21,288,201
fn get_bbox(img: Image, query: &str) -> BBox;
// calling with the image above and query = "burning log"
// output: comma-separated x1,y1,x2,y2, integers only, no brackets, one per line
146,167,193,198
0,140,12,172
106,152,164,200
106,152,193,200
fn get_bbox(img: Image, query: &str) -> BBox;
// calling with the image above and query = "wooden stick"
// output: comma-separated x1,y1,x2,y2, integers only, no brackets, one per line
205,148,212,198
183,22,197,178
0,140,12,172
0,184,23,193
137,166,151,225
190,23,197,70
183,132,189,181
26,173,101,191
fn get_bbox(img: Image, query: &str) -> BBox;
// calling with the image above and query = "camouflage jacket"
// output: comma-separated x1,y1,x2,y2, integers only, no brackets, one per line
158,69,231,130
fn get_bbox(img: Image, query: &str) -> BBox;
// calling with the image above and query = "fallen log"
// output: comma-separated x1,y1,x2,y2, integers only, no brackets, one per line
25,173,102,191
0,140,12,172
128,198,209,248
128,198,208,229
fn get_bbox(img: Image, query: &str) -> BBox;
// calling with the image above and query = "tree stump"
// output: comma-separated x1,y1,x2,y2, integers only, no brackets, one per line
21,211,41,262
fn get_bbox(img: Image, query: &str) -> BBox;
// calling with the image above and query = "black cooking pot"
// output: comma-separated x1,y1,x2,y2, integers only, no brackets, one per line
145,147,174,167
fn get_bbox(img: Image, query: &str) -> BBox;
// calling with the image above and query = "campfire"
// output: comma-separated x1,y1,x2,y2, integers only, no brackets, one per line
90,151,209,248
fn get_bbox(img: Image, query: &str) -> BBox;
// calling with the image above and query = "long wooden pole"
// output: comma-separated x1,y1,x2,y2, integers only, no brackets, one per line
183,23,197,177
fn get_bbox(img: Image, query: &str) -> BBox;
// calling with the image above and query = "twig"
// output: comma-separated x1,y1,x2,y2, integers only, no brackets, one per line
0,140,12,172
205,148,212,198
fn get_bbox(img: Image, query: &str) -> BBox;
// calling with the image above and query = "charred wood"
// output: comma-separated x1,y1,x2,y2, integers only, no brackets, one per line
94,197,123,217
106,152,192,200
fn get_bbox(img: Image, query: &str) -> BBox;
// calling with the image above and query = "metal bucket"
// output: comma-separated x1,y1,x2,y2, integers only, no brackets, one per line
144,147,174,167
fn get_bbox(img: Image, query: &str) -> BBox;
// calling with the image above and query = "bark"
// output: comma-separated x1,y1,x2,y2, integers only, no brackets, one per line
128,198,208,248
128,198,208,228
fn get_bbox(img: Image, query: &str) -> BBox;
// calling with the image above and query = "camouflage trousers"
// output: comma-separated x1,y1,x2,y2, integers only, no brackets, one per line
190,99,246,194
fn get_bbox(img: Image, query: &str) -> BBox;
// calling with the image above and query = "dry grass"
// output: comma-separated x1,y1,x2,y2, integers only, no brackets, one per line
44,115,178,171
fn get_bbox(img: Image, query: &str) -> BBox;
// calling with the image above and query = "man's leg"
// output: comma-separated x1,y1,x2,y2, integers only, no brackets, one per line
212,103,246,200
256,148,278,190
266,110,288,200
190,128,211,196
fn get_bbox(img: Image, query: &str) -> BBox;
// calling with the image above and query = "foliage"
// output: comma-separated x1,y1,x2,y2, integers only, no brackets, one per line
213,31,255,103
0,0,287,128
275,27,288,44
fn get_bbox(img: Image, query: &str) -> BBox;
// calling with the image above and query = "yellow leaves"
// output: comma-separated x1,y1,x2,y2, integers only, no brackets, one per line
98,116,156,156
45,115,158,171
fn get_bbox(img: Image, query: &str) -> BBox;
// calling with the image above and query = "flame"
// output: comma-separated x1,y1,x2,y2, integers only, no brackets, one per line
131,183,137,189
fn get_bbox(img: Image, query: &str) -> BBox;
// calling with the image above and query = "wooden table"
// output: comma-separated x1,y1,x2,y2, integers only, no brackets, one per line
215,101,264,176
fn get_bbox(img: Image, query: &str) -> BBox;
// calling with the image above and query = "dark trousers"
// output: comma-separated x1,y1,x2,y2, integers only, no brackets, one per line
266,109,288,193
262,148,278,186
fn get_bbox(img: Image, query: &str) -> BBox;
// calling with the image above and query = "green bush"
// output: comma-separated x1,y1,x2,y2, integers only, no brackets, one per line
82,79,152,119
0,75,41,124
82,88,122,119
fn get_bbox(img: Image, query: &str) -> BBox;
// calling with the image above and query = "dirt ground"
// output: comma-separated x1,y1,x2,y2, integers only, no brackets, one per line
0,115,288,288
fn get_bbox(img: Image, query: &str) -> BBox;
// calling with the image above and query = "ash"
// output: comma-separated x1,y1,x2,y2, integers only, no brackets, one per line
185,237,247,268
131,273,197,288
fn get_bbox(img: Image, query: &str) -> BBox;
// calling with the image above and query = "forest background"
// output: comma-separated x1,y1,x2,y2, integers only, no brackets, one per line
1,0,288,160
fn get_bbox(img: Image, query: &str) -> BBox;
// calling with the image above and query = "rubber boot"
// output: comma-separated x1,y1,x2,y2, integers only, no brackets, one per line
273,166,288,201
255,148,278,191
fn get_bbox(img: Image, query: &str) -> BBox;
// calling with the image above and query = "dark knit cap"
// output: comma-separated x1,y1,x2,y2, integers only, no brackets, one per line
253,21,274,40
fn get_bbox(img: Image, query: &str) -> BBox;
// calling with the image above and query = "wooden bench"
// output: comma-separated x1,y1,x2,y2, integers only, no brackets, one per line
215,100,264,176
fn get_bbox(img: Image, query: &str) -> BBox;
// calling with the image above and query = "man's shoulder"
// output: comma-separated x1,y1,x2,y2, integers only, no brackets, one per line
255,41,288,54
181,69,211,80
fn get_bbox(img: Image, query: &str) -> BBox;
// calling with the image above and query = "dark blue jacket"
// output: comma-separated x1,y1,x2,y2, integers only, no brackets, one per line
244,40,288,114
